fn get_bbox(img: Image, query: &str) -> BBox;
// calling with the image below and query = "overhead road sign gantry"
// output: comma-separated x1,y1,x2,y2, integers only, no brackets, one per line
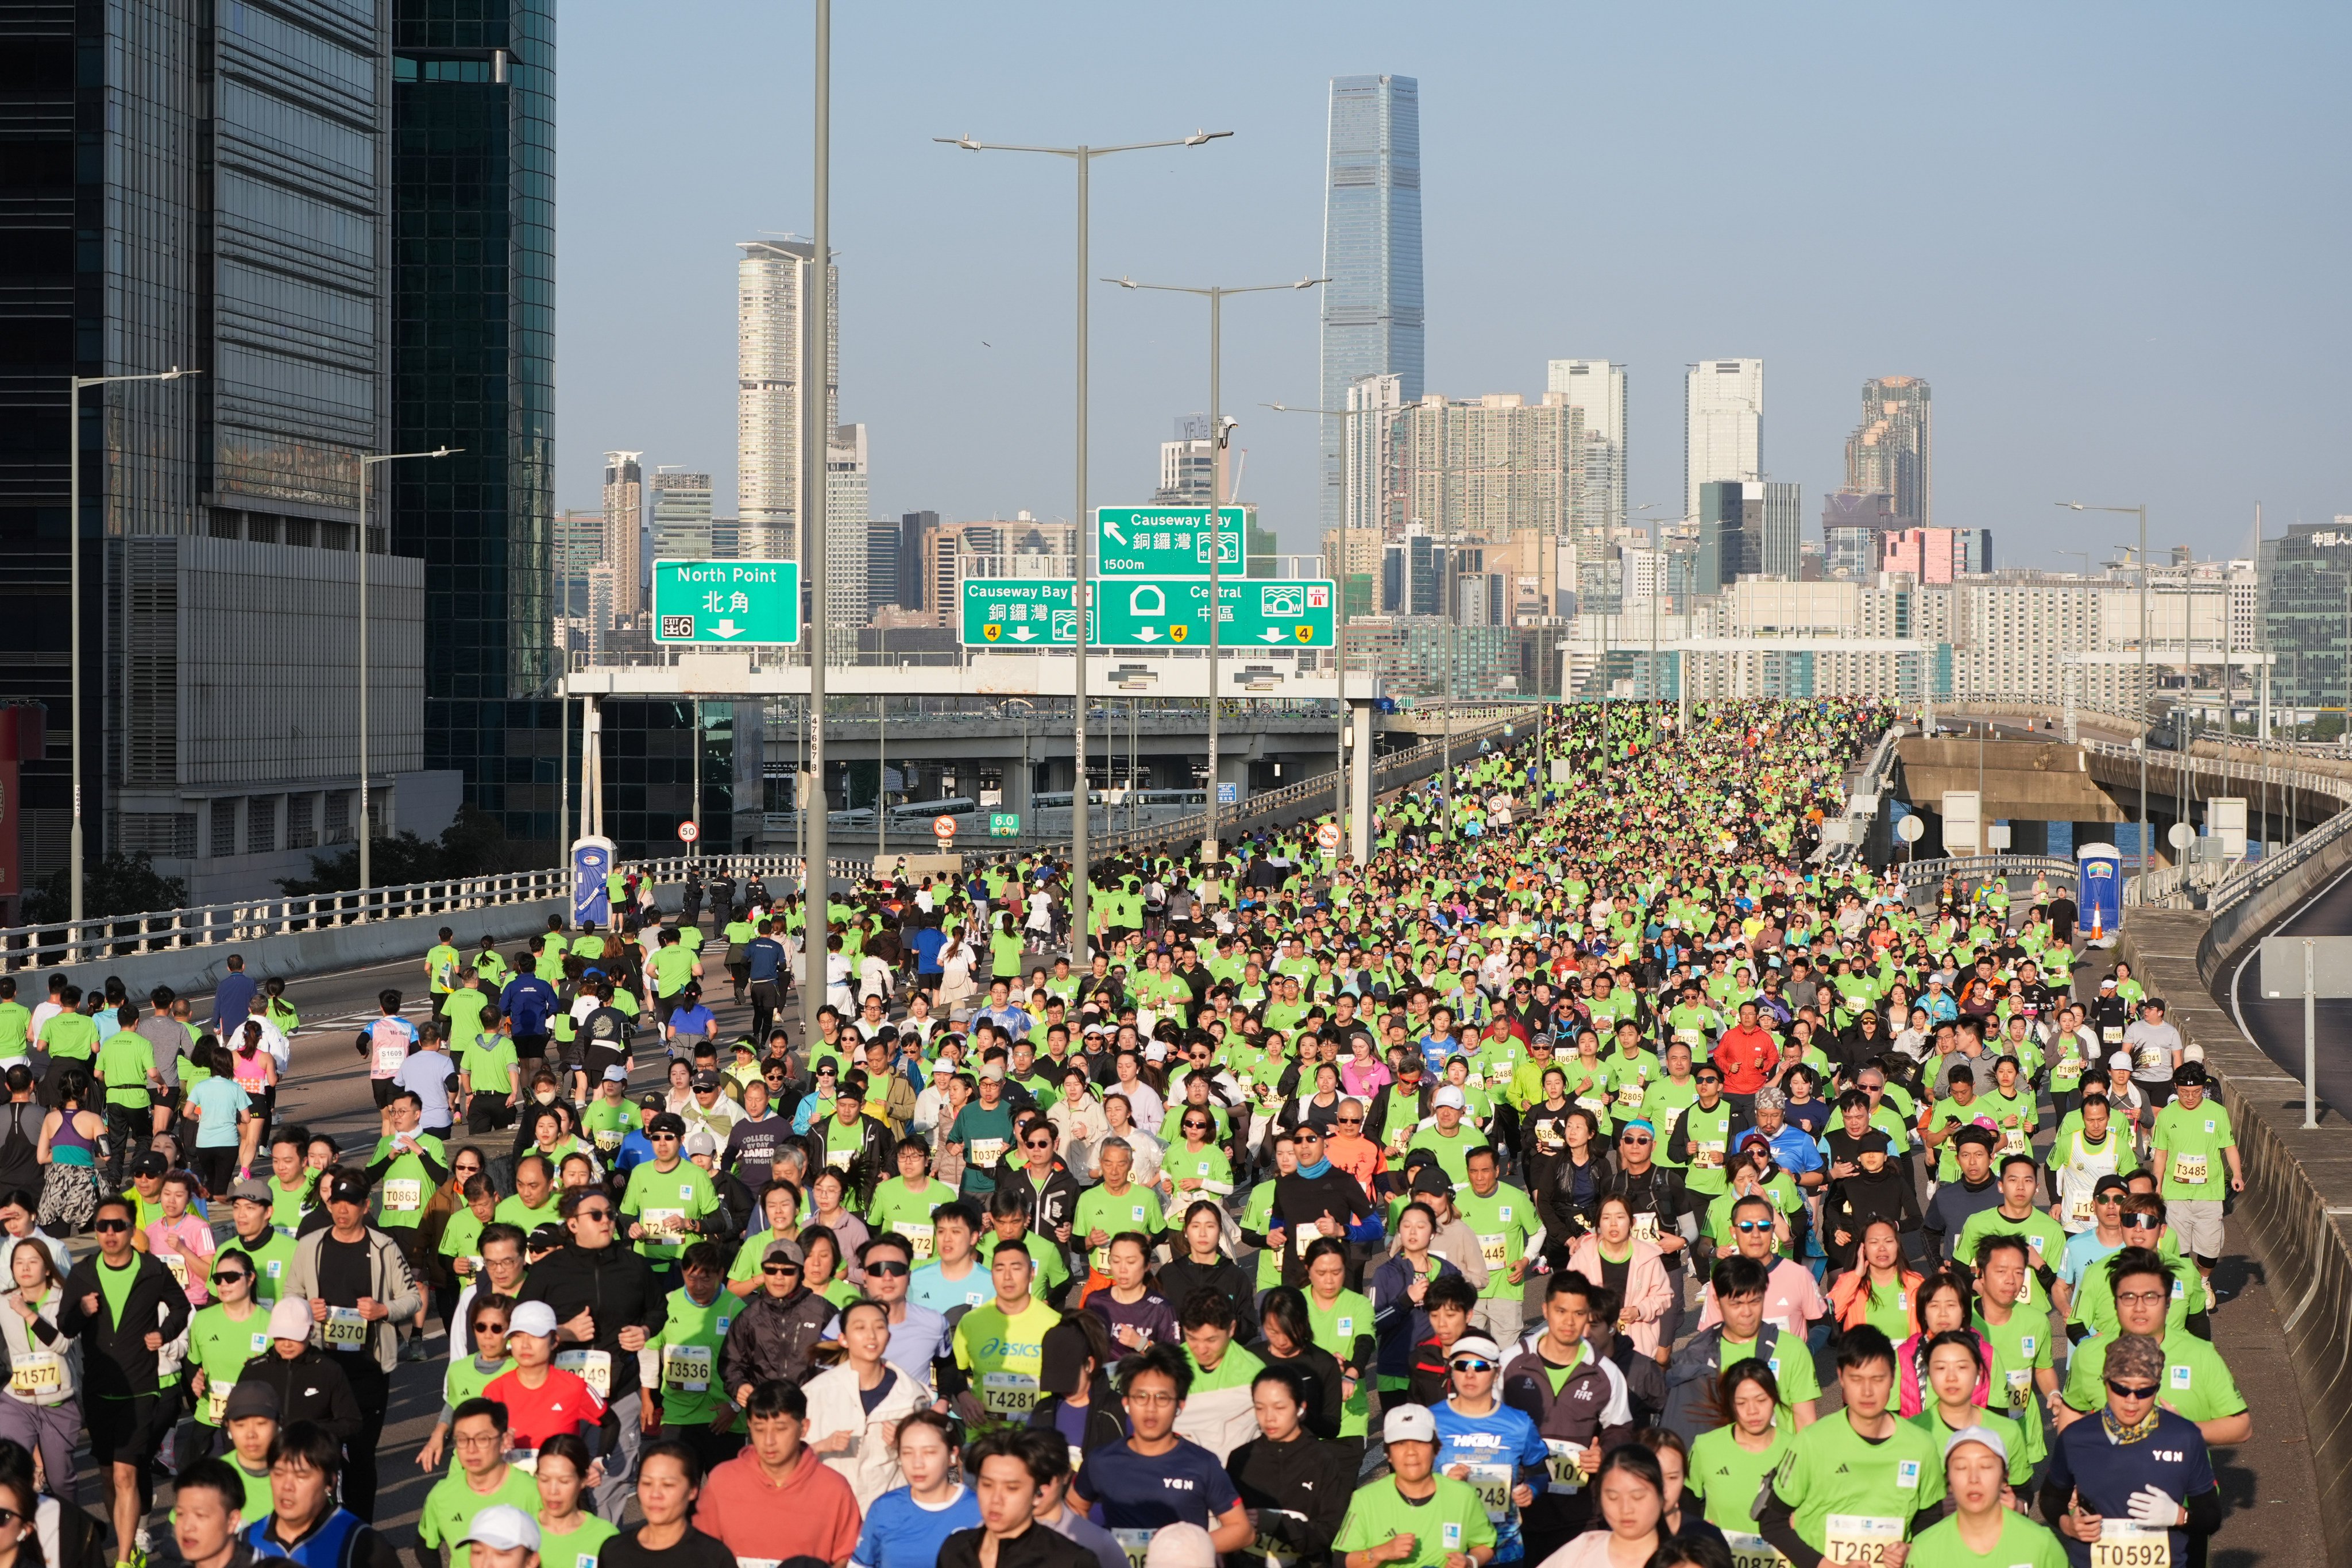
652,559,803,644
1095,505,1244,576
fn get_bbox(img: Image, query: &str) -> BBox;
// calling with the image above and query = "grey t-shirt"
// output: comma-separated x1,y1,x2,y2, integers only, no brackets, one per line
136,1015,189,1090
2123,1019,2183,1083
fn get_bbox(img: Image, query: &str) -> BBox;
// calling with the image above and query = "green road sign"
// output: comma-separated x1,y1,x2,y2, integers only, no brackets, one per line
960,579,1079,646
1095,577,1335,648
988,812,1021,837
1094,506,1245,576
651,559,802,644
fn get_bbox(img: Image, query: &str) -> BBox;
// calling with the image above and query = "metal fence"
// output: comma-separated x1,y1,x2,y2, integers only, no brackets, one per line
2075,739,2352,910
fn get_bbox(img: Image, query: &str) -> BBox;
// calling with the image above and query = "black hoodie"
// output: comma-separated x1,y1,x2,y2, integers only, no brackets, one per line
515,1238,667,1402
1225,1429,1355,1567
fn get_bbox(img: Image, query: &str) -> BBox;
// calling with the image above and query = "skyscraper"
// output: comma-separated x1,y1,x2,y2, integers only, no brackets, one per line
650,469,713,564
1320,75,1424,540
736,239,839,564
1154,415,1215,505
1684,360,1763,523
601,453,645,622
1847,376,1932,526
1546,360,1627,557
0,0,447,898
1389,393,1583,540
823,424,870,632
392,0,559,844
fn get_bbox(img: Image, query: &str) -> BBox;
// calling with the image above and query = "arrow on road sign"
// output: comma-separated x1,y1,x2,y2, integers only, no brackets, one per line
1133,627,1160,642
1258,629,1285,643
710,619,745,639
1103,519,1129,544
1009,626,1035,642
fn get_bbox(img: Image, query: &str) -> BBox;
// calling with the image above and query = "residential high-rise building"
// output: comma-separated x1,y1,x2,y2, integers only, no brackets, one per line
0,0,463,898
393,0,559,844
601,453,645,621
1319,75,1424,539
1684,360,1763,523
1390,393,1584,541
1847,376,1932,525
1546,360,1627,556
1339,373,1406,541
736,238,839,564
822,424,870,631
922,517,1077,628
650,470,713,566
1154,415,1215,505
554,510,602,616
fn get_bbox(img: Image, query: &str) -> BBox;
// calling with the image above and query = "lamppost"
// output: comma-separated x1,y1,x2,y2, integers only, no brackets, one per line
802,0,833,1036
356,446,457,901
2062,503,2148,876
64,366,200,923
1105,273,1323,863
937,128,1229,966
1264,396,1387,856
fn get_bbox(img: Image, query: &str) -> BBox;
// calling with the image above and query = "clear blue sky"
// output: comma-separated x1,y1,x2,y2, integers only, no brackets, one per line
557,2,2350,569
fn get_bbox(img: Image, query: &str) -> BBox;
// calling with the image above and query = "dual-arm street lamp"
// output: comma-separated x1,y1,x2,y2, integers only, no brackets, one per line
65,366,200,923
2061,502,2149,876
936,127,1230,964
1105,275,1323,860
356,447,458,899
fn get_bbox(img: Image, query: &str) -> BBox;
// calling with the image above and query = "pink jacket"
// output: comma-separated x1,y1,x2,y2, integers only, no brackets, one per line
1340,1057,1392,1099
1565,1234,1674,1357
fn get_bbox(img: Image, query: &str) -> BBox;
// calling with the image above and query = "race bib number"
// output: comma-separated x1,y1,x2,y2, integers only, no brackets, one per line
1465,1462,1513,1521
8,1353,61,1396
968,1137,1007,1171
642,1208,687,1239
1478,1233,1508,1269
902,1221,935,1261
1617,1082,1646,1110
662,1343,713,1393
1252,1509,1309,1564
1543,1439,1590,1490
2069,1196,2094,1225
824,1144,853,1170
372,1042,407,1076
2171,1153,2208,1185
555,1347,612,1399
980,1370,1038,1416
323,1307,368,1347
2004,1368,2033,1413
593,1128,623,1153
1296,1228,1329,1257
160,1250,188,1287
207,1380,236,1423
2091,1522,2172,1568
2103,1026,2124,1044
383,1179,423,1213
1822,1515,1903,1566
1723,1532,1789,1568
2000,1125,2028,1156
1631,1211,1661,1245
1695,1141,1726,1171
2137,1045,2167,1071
1112,1531,1155,1568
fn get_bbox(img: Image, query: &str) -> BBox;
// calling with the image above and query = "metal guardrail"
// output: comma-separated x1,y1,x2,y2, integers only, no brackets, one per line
2076,740,2352,909
1818,725,1904,868
1898,854,2079,890
0,852,870,974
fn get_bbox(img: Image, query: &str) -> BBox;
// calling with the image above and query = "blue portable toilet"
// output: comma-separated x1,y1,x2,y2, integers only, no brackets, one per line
2076,841,2123,943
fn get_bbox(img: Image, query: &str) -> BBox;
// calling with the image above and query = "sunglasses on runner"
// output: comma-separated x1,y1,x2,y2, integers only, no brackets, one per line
866,1260,912,1277
94,1219,129,1233
1335,1115,1364,1125
2104,1380,2160,1400
1733,1219,1772,1233
2121,1215,2162,1230
1293,1129,1322,1142
1620,1132,1652,1145
763,1261,802,1275
574,1206,612,1222
1449,1357,1497,1374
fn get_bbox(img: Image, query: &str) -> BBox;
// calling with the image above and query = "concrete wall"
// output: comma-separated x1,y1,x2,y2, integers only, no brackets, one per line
2120,900,2352,1566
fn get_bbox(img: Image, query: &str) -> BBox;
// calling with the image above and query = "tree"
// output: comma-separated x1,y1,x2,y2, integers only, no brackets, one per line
22,852,188,924
276,806,538,896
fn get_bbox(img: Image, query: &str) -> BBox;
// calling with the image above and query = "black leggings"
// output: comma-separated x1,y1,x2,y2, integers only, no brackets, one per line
191,1145,238,1201
334,1350,389,1521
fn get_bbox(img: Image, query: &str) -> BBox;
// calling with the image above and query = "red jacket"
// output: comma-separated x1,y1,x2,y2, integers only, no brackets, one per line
1714,1026,1778,1093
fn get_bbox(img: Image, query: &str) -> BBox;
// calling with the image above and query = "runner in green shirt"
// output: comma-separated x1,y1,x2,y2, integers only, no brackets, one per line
866,1140,954,1264
1331,1404,1497,1568
368,1100,447,1233
1686,1361,1795,1538
620,1115,720,1270
1762,1328,1945,1562
416,1401,543,1568
186,1253,272,1430
643,1245,737,1434
1905,1427,2068,1568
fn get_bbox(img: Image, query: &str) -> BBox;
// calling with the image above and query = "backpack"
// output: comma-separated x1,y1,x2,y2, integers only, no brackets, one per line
0,1103,41,1196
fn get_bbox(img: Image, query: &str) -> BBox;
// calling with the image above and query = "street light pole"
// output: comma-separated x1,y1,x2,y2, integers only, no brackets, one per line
939,128,1229,965
1107,275,1322,865
64,366,199,923
356,446,456,902
2061,502,2149,877
803,0,831,1037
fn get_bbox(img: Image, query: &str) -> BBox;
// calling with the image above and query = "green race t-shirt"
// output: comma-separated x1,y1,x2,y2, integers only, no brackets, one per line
369,1133,446,1231
2059,1327,2244,1420
95,1032,156,1108
952,1296,1061,1426
1905,1508,2069,1568
1685,1422,1793,1534
1770,1412,1945,1552
1331,1475,1496,1568
538,1516,619,1568
187,1304,271,1424
2151,1100,2234,1202
417,1465,542,1568
649,1284,736,1427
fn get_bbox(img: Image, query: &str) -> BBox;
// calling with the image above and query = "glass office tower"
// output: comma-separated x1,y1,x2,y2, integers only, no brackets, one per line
391,0,561,846
1320,74,1423,542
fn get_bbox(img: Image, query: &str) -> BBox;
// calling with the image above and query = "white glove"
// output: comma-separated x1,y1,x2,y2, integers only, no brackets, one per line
2126,1486,2180,1527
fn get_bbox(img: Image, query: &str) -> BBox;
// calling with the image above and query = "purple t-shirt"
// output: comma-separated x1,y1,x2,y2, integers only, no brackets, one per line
1083,1287,1180,1351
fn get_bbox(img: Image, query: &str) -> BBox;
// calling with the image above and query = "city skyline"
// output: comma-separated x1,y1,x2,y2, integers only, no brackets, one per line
552,4,2344,568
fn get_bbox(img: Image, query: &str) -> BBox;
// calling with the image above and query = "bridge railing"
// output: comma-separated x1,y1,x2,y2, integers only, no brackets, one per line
2076,739,2352,909
1897,853,2080,893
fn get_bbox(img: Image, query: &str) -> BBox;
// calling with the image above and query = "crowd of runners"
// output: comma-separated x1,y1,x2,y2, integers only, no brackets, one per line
0,696,2254,1568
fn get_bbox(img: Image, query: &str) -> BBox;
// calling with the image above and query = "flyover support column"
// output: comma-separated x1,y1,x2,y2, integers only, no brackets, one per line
1350,697,1376,864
